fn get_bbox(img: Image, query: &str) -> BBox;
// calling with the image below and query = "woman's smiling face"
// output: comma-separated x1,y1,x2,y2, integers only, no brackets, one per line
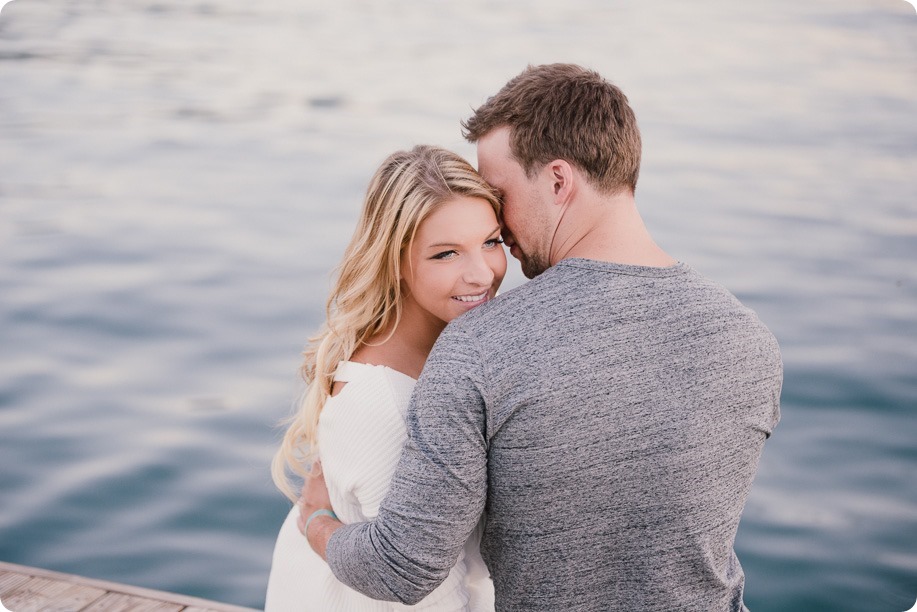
400,195,507,325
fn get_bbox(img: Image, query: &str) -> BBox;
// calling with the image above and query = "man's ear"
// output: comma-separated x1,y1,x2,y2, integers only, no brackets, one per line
548,159,575,205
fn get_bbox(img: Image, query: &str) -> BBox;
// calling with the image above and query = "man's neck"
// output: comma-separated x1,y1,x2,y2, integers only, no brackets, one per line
550,191,676,268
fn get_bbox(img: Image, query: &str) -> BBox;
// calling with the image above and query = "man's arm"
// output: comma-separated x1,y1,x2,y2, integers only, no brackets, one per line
299,322,489,604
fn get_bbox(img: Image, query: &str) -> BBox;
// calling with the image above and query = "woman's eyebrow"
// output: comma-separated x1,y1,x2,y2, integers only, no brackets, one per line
426,226,501,249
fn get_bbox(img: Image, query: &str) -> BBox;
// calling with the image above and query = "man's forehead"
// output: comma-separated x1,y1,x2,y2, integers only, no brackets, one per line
478,127,512,155
476,128,513,180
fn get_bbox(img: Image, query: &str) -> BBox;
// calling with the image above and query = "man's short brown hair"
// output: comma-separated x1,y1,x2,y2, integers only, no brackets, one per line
462,63,641,194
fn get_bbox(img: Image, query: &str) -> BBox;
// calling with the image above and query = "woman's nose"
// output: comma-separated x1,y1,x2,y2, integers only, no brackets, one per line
463,253,495,287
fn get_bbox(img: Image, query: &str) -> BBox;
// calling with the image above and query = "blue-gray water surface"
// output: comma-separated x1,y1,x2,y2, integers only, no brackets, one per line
1,1,915,610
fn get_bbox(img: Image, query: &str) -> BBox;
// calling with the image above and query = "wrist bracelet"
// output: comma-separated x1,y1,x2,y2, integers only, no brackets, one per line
305,508,338,533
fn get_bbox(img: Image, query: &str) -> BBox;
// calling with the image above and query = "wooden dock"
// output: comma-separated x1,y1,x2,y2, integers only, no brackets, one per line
0,561,260,612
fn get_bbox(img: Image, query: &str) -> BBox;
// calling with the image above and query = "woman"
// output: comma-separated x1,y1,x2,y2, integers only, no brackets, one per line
266,145,505,611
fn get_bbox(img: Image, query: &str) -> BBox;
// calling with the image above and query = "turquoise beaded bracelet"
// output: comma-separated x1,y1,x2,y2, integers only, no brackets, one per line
305,508,338,533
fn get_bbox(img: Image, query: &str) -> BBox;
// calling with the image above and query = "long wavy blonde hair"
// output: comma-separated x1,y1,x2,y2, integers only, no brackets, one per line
272,145,502,500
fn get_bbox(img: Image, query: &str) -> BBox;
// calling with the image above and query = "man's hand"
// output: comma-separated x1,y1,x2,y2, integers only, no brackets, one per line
296,461,344,560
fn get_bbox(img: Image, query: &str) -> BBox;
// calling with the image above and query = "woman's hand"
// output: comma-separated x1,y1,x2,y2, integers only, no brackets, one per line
297,461,333,524
296,461,342,560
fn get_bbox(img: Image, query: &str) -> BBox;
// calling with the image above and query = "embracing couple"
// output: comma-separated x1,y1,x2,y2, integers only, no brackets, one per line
264,64,783,612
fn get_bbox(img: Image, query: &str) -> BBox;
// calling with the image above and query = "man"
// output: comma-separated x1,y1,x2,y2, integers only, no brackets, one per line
299,63,783,611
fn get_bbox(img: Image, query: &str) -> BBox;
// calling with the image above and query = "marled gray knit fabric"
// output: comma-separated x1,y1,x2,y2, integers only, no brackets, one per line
327,259,783,611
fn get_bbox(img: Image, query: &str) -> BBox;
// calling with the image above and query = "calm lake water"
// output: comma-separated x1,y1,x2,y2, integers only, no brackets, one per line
1,0,915,610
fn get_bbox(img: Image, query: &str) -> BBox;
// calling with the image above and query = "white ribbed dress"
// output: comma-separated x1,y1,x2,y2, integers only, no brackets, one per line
265,361,494,612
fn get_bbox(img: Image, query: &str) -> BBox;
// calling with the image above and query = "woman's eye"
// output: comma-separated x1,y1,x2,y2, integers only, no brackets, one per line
484,238,505,248
431,250,458,260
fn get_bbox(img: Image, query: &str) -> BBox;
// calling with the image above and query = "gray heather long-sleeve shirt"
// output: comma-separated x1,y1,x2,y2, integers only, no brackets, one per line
326,259,783,611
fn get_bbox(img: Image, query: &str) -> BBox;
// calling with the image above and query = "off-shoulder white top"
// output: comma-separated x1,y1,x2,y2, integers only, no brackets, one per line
264,361,494,611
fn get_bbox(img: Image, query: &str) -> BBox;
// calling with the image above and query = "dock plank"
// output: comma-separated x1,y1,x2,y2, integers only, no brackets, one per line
2,574,106,612
0,562,258,612
82,592,183,612
2,576,78,612
0,573,30,595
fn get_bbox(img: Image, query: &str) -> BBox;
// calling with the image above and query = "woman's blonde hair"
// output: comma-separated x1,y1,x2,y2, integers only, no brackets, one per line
272,145,501,500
